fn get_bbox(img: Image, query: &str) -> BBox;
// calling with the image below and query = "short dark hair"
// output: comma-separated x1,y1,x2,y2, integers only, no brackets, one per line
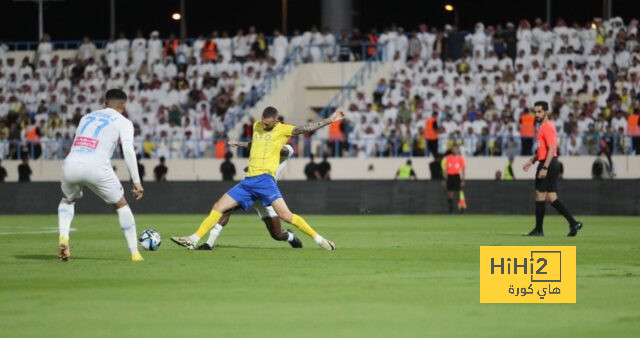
534,101,549,111
105,89,127,102
262,106,278,118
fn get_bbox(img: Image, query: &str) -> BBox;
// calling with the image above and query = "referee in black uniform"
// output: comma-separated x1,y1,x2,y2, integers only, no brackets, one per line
522,101,582,237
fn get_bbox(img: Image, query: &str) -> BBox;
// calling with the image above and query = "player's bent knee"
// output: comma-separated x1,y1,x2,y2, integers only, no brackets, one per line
212,201,224,212
113,196,128,209
61,197,75,205
279,212,293,223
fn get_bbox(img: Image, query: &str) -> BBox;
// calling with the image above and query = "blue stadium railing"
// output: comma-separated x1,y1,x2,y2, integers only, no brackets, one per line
2,134,636,160
318,43,387,118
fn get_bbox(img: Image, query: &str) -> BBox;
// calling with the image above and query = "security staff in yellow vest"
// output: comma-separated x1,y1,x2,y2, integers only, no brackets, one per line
503,156,515,180
395,159,417,180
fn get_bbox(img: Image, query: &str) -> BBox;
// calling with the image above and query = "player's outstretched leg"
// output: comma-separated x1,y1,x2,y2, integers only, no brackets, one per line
263,216,302,248
172,193,237,250
196,208,234,250
271,198,335,250
57,198,75,261
255,203,302,248
114,197,143,261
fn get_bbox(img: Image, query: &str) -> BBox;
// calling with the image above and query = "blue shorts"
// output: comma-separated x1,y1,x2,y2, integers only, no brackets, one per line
227,174,282,211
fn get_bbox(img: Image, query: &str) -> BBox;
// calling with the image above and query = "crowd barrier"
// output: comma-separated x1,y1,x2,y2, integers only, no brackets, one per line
1,180,638,215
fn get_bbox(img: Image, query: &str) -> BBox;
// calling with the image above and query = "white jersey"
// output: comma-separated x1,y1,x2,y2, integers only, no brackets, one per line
66,108,134,166
62,107,140,204
275,144,294,180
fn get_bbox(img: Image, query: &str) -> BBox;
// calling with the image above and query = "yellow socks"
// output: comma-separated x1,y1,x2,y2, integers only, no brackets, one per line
194,210,223,239
290,214,318,239
59,236,69,245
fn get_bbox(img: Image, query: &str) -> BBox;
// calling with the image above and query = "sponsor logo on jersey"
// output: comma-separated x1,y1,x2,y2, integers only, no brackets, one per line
73,137,100,149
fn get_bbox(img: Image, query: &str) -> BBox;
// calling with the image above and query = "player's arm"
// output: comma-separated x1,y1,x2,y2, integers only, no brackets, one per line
275,145,294,179
120,122,143,199
291,110,344,135
228,140,251,148
279,144,294,159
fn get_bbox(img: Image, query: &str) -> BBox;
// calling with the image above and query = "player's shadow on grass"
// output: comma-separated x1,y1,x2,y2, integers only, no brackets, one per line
14,254,117,261
213,245,289,250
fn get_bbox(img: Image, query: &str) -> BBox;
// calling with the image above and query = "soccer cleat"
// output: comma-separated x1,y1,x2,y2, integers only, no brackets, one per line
318,238,336,251
567,222,583,237
195,243,214,250
58,236,70,261
286,229,303,248
131,253,144,262
170,236,197,250
522,229,544,236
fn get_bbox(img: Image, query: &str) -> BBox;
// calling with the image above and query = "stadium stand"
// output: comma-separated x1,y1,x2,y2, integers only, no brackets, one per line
0,17,639,160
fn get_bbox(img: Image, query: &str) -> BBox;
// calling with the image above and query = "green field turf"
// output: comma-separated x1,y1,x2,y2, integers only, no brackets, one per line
0,214,638,338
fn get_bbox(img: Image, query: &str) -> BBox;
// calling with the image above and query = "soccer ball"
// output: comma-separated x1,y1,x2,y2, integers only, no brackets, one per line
139,229,161,251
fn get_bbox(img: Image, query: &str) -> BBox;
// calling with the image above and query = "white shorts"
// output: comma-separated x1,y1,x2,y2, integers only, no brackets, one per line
61,160,124,204
253,201,278,219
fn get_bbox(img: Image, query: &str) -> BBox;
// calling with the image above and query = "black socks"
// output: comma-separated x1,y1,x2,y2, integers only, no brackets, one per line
551,199,577,226
535,201,546,232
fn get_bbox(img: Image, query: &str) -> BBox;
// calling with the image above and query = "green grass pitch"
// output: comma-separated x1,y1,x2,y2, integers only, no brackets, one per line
0,214,639,337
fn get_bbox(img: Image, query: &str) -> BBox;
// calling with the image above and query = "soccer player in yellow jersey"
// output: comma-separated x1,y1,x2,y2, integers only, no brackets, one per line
171,106,343,250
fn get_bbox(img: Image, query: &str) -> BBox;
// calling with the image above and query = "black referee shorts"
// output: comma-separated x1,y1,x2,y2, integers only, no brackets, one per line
535,157,560,193
446,174,461,191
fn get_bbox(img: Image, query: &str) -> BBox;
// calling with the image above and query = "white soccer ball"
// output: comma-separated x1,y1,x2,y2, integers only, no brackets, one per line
139,229,162,251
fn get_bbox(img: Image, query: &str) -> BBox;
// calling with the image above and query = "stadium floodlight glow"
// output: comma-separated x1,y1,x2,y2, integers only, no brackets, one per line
444,4,454,11
171,12,181,21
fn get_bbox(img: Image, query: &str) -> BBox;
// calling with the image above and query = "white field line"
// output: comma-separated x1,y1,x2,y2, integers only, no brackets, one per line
0,227,78,236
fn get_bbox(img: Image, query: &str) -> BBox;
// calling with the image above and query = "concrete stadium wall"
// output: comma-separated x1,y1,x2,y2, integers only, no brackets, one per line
248,62,364,127
1,180,638,215
1,156,639,182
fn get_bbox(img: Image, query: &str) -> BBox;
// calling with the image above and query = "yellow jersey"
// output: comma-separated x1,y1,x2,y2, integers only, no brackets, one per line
247,121,295,178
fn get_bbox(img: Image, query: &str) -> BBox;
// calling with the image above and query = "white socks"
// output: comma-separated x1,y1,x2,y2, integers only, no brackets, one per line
117,205,139,255
58,200,74,239
206,224,223,247
313,234,325,245
286,231,295,242
188,234,201,243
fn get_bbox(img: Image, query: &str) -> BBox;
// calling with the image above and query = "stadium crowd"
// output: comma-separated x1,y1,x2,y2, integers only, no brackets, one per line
0,17,639,160
339,17,640,158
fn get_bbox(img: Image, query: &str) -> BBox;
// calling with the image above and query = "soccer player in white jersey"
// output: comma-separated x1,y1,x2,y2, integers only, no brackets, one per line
57,89,144,262
195,143,303,250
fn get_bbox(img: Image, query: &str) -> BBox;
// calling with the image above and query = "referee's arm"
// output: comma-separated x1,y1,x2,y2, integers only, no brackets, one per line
523,151,537,171
538,145,556,179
